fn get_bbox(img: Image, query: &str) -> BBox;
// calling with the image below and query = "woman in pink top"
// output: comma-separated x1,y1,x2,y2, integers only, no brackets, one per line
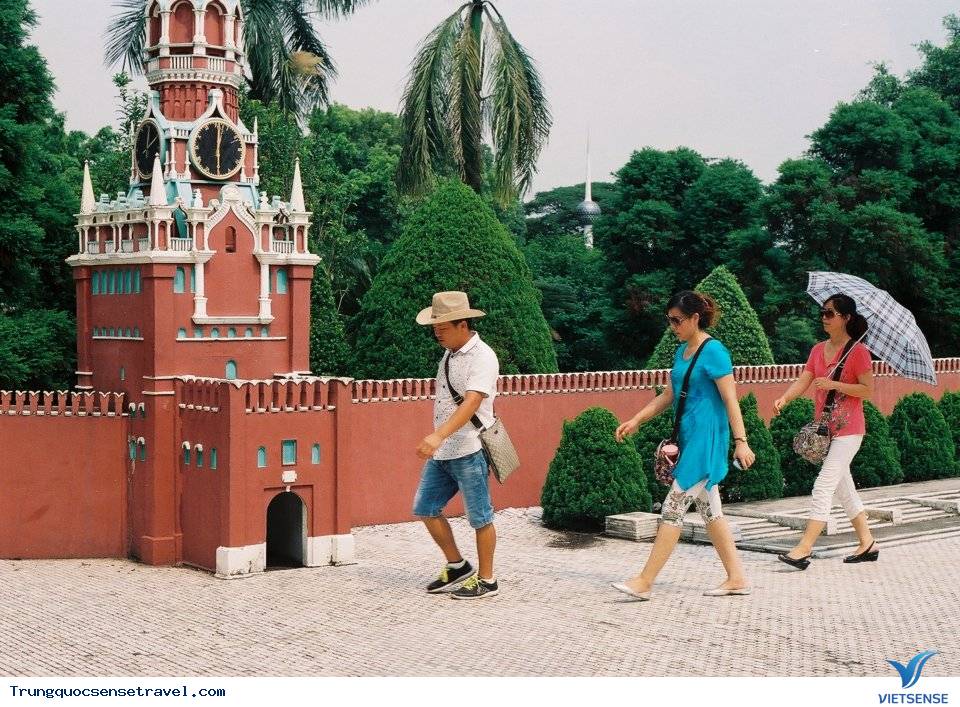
772,293,877,569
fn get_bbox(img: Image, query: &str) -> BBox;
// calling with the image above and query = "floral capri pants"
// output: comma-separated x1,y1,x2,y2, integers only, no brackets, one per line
660,479,723,527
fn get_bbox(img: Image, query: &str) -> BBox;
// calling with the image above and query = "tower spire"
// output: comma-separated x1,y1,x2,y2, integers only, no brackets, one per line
576,131,601,249
290,158,306,212
584,132,592,203
149,154,167,206
80,161,95,215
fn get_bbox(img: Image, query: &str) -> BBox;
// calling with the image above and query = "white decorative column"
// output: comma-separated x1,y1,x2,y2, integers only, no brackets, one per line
258,261,272,319
159,10,171,55
193,261,208,319
193,9,206,53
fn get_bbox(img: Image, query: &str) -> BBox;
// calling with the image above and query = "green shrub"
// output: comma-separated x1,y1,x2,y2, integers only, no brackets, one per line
722,393,783,503
889,393,956,481
937,391,960,464
851,401,903,488
769,397,818,497
352,180,558,379
309,270,350,376
541,407,652,530
646,265,774,369
630,408,674,505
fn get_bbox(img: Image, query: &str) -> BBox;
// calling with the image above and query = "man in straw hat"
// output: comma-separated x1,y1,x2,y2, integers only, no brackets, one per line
413,291,501,599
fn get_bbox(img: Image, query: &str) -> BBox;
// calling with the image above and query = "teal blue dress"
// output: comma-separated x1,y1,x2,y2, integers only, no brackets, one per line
670,338,734,491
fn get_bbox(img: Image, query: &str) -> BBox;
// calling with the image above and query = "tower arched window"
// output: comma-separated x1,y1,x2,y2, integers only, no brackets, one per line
244,327,253,338
148,8,161,46
170,1,193,44
225,226,237,253
211,327,220,339
227,328,237,338
257,446,267,468
204,2,225,47
174,267,185,293
107,270,116,295
276,268,288,294
178,328,187,339
225,360,237,379
133,268,141,293
189,266,196,293
91,271,100,295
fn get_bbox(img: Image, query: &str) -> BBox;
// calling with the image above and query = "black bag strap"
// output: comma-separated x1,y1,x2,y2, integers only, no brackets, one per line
817,338,857,432
670,338,713,443
443,352,486,431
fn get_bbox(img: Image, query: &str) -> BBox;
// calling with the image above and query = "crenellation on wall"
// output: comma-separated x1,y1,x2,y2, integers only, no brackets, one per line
0,389,125,417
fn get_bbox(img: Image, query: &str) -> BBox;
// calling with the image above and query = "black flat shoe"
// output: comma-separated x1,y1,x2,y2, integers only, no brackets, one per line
777,552,811,570
843,542,879,563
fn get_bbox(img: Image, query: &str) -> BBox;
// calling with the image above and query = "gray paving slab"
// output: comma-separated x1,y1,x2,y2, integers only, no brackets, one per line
0,508,957,677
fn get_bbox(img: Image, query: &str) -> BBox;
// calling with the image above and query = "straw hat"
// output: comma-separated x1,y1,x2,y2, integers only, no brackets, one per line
415,291,486,325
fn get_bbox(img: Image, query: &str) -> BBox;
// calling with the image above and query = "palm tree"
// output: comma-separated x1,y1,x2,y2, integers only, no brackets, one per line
397,1,551,206
104,0,373,115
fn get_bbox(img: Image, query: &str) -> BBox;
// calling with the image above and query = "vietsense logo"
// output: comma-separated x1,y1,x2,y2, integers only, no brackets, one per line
879,651,948,704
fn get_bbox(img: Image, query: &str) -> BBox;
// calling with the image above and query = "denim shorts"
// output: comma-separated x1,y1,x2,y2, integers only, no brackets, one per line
412,450,494,529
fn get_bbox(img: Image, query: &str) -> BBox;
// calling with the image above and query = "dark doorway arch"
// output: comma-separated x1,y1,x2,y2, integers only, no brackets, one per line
265,492,306,568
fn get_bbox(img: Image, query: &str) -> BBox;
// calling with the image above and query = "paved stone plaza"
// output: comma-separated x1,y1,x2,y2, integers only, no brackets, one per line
1,505,958,678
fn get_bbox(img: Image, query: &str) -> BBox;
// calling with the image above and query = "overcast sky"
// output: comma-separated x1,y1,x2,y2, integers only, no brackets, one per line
29,0,960,194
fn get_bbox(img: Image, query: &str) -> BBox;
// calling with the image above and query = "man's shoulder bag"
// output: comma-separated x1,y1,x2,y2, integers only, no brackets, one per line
443,354,519,484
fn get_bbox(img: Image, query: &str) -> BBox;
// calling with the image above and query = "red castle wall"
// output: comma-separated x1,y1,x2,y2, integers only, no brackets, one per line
2,360,959,566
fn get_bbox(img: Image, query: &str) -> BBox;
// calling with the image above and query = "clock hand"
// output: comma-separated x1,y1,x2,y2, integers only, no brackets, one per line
215,123,223,172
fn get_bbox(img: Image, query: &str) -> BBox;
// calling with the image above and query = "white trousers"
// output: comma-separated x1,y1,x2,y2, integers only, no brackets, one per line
809,434,865,522
660,479,723,527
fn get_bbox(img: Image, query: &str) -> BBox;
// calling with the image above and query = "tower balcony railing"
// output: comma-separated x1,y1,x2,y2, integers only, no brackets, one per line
170,237,193,252
138,237,151,252
86,241,99,254
270,238,294,254
121,239,135,253
207,57,226,73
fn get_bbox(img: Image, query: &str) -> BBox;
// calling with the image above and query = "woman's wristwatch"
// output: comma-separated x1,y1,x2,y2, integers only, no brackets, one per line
733,436,748,444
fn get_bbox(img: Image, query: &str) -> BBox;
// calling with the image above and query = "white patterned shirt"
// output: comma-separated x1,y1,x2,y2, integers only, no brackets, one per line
433,333,499,460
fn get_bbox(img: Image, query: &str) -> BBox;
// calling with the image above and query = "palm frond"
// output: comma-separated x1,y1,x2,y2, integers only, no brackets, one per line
243,0,288,104
448,14,484,192
104,0,147,72
309,0,377,19
396,4,468,197
281,0,337,110
484,3,551,205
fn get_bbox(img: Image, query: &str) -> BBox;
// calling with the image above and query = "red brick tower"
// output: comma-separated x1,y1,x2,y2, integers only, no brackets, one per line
67,0,319,565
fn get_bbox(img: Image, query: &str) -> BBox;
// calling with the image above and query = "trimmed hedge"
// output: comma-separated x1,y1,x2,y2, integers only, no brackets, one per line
646,265,774,369
722,393,783,503
937,391,960,464
769,397,818,497
851,401,903,489
351,180,558,379
889,392,956,481
631,408,674,505
541,407,652,530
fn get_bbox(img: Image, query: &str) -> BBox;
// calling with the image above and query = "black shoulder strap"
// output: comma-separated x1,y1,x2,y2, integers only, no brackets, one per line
670,338,713,442
443,352,486,431
821,338,857,420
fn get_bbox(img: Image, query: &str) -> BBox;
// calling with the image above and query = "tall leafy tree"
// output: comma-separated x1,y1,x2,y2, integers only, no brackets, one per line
396,0,551,205
105,0,373,115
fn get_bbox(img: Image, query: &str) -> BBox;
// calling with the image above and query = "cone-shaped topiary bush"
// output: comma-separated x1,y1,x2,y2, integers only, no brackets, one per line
541,407,652,530
851,401,903,489
309,269,350,376
937,391,960,465
631,408,674,506
646,265,774,369
769,397,818,497
352,180,558,379
722,393,783,503
889,392,956,481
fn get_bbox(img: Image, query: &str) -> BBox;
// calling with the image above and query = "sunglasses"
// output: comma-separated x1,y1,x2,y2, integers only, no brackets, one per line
666,315,687,326
820,308,838,319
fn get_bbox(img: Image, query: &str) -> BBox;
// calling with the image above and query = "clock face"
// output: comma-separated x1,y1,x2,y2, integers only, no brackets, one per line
190,119,245,180
134,121,162,178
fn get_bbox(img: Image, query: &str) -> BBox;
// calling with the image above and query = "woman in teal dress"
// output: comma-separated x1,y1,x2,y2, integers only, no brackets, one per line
611,291,756,601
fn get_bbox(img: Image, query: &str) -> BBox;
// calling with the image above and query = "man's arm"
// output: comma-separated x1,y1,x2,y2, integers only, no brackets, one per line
416,391,485,459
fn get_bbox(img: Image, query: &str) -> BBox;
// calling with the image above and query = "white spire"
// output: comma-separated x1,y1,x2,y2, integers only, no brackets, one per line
149,154,167,206
584,132,592,203
290,157,305,212
253,116,259,139
80,161,95,215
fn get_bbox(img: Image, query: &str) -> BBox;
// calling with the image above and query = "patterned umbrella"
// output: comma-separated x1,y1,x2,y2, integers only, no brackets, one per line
807,271,937,385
